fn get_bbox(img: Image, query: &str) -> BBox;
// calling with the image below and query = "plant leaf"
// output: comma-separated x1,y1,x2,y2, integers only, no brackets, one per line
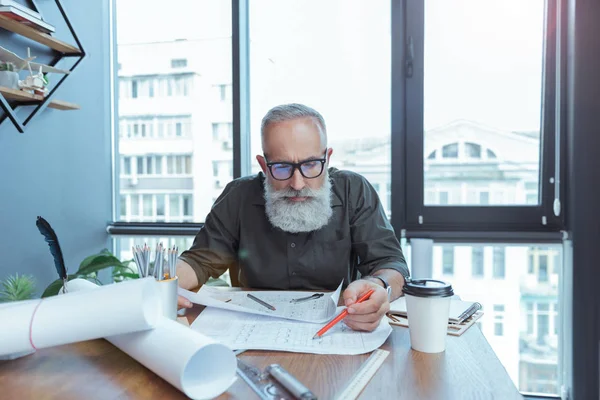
77,254,126,276
41,274,78,298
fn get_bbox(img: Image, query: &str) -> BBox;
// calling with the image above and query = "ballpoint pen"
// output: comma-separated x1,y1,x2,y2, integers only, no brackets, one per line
290,293,324,303
247,293,276,311
312,289,375,339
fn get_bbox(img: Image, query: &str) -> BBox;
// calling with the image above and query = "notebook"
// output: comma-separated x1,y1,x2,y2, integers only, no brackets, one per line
386,310,484,336
389,296,482,325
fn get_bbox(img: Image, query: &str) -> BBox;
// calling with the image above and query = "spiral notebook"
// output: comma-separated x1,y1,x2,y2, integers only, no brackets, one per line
389,296,483,325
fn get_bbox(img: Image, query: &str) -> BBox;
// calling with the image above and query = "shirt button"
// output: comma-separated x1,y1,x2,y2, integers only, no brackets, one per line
290,243,296,248
292,272,297,275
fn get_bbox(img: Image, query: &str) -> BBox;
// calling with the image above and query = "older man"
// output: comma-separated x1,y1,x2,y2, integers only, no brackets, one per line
176,103,409,332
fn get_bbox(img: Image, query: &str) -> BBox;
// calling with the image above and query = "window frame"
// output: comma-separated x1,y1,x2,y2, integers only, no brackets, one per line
107,2,575,397
395,0,566,235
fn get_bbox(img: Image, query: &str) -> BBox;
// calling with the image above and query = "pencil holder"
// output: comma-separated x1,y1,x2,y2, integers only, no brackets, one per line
158,276,178,320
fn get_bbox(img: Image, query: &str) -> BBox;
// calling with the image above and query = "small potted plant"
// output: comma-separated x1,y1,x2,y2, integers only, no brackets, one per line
0,61,19,89
0,273,36,302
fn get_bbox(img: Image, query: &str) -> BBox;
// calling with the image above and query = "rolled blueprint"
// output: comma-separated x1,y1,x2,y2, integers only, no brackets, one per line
70,278,237,400
409,238,434,279
0,277,160,358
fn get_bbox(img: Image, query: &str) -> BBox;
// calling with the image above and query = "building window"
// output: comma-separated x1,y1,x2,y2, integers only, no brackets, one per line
131,80,138,98
442,247,454,275
427,150,437,159
472,247,484,277
479,191,490,205
538,254,548,282
171,58,188,68
120,195,127,218
465,142,481,158
183,195,193,216
442,143,458,158
493,304,505,336
156,195,165,220
528,249,535,273
216,84,232,102
439,191,449,205
526,302,534,335
537,303,550,345
123,157,131,175
493,247,505,278
486,149,497,159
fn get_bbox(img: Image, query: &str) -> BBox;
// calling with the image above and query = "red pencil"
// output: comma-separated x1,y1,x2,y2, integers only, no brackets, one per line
312,289,375,339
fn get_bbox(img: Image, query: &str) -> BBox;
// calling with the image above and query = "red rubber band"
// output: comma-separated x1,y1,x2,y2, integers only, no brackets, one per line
29,299,43,350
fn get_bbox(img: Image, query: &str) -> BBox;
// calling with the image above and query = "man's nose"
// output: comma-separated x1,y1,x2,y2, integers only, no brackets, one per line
289,168,306,191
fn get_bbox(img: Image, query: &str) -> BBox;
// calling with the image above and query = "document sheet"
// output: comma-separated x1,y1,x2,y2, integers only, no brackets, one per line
191,307,392,355
179,282,343,323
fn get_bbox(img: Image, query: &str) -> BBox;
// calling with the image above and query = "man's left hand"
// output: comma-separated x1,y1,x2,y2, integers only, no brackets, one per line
342,279,390,332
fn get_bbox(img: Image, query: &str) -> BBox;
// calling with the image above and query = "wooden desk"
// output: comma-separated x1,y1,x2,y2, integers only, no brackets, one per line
0,303,522,400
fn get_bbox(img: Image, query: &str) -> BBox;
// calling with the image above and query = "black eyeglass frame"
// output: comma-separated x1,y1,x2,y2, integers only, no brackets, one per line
265,148,328,181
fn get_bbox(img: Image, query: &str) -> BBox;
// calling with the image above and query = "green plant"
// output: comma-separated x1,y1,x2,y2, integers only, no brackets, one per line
42,248,139,297
0,61,15,72
0,273,36,302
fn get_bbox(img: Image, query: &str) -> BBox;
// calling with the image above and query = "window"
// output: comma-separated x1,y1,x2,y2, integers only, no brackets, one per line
131,80,138,98
111,3,566,397
465,142,481,158
493,304,505,336
216,84,232,102
171,58,187,68
526,302,534,335
407,0,562,231
442,246,454,275
426,243,561,395
123,157,131,175
439,191,449,205
538,254,548,282
249,0,391,215
479,191,490,205
472,247,484,277
442,143,458,158
493,247,505,278
528,250,535,273
115,1,232,223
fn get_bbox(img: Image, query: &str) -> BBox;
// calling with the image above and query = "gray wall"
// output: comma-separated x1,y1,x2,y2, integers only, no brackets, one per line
0,0,112,296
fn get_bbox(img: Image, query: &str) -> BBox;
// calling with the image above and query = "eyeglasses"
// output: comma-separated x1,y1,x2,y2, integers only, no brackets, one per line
265,149,328,181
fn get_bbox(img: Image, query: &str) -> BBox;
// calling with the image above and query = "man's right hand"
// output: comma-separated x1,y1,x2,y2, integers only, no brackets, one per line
178,295,193,309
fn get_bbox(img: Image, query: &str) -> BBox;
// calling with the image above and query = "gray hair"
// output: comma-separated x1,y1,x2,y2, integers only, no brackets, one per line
261,103,327,150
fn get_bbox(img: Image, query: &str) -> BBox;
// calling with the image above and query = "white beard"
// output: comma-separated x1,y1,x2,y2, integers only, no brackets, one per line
263,171,333,233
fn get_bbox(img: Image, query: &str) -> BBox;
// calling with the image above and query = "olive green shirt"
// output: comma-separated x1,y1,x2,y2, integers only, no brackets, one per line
179,168,409,290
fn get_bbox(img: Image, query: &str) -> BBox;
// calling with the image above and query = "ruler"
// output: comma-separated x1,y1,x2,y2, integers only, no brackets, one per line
334,349,390,400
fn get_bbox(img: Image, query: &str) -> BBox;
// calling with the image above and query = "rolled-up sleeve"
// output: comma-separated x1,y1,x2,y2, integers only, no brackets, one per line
348,174,410,279
178,182,240,286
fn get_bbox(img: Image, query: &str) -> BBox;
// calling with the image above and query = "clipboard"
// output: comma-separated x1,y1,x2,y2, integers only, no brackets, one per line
386,310,484,336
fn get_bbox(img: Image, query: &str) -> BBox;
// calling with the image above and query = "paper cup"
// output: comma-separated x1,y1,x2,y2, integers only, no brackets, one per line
403,279,454,353
158,277,178,320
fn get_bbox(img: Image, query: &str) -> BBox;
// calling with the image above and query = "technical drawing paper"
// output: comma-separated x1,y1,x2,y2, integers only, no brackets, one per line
191,307,392,355
179,282,343,323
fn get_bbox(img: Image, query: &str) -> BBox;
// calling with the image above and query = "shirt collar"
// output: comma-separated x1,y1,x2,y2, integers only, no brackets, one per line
251,172,343,207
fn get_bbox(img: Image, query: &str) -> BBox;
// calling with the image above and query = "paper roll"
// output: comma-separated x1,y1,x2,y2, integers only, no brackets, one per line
410,238,434,279
70,279,237,400
0,277,160,358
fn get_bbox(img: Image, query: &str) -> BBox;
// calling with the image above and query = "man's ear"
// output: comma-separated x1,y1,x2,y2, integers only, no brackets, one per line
256,155,268,173
326,148,333,164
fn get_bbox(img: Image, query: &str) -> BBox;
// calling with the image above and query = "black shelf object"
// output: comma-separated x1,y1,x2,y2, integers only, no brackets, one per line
0,0,85,133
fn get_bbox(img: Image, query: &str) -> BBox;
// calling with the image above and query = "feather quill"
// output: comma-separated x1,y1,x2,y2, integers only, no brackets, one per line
36,216,68,292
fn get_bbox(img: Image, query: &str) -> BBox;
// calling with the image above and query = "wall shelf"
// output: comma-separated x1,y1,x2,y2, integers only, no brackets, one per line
0,15,81,55
0,86,79,110
0,0,85,133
